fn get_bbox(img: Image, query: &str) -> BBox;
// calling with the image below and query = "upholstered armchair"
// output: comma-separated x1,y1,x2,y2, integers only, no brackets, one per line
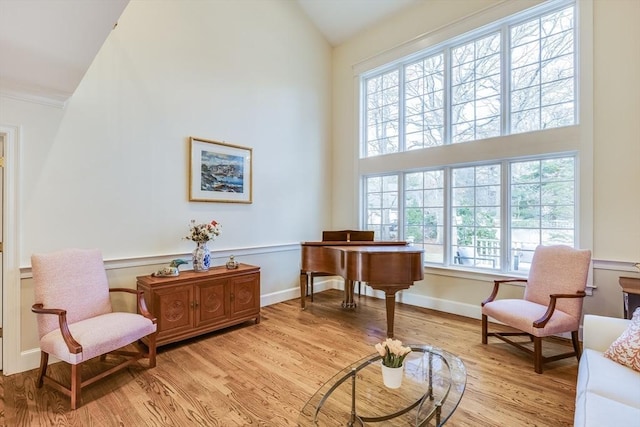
481,245,591,374
31,248,157,409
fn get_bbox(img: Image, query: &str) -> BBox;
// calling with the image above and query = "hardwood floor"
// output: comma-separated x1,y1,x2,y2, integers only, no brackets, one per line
1,289,578,426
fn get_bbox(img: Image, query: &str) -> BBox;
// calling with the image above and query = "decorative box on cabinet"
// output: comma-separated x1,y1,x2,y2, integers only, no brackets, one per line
137,263,260,346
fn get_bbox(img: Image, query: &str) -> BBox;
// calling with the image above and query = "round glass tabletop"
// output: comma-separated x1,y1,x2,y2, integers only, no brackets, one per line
299,345,467,426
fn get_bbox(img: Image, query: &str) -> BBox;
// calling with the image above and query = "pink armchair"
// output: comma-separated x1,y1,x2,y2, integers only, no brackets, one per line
481,245,591,373
31,248,157,409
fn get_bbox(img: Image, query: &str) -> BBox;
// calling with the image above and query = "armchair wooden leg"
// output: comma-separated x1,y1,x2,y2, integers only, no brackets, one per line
70,363,81,410
571,330,581,361
533,337,543,374
147,333,157,368
36,352,48,388
481,315,488,344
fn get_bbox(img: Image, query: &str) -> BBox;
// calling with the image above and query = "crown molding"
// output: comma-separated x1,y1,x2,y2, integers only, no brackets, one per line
0,87,68,109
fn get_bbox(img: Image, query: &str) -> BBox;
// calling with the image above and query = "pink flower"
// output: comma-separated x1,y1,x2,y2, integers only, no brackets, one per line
375,338,411,368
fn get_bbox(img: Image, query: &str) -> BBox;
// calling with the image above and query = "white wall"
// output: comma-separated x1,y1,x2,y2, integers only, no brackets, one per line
18,0,332,260
591,0,640,261
2,0,332,374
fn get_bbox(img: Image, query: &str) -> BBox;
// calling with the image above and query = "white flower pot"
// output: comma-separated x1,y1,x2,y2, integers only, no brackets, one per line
380,361,404,389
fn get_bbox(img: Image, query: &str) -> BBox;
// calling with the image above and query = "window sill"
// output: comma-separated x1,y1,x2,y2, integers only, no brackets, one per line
423,264,528,285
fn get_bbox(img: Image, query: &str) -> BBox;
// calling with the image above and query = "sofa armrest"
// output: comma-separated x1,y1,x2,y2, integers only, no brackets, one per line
583,314,631,353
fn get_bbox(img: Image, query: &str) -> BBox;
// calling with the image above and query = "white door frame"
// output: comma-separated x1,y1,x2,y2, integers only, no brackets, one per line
1,124,21,375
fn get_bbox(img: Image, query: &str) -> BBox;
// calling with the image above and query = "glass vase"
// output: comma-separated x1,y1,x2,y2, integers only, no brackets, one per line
192,241,211,272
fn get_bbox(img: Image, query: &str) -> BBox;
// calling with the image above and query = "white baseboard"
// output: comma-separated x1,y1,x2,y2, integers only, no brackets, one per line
16,348,42,374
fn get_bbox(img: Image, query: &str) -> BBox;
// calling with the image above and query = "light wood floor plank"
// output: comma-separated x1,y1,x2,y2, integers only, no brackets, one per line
1,289,578,426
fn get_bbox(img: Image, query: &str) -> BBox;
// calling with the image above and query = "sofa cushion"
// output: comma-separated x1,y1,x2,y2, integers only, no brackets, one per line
574,392,640,427
603,314,640,372
578,349,640,409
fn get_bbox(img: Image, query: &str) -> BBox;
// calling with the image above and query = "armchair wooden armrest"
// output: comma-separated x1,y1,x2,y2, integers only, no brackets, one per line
31,303,82,354
481,278,528,306
109,288,157,324
533,291,587,328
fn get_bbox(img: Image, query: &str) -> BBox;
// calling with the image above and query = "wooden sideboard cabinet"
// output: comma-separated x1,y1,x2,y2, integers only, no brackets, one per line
137,263,260,346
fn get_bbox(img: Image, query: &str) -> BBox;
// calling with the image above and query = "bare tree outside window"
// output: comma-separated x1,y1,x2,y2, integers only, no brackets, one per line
405,54,445,150
365,71,400,156
451,32,501,143
511,6,575,133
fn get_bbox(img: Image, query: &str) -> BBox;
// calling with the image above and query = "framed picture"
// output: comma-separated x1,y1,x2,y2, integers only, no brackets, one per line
189,137,252,203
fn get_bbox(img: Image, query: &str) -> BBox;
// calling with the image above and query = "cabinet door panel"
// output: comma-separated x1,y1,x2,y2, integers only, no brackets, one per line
155,286,194,336
197,280,229,326
231,274,260,319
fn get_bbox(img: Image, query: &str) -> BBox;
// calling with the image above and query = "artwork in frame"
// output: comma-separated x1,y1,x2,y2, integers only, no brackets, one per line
189,137,252,203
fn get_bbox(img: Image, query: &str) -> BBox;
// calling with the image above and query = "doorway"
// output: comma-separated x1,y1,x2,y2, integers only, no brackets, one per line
0,133,3,371
0,124,19,374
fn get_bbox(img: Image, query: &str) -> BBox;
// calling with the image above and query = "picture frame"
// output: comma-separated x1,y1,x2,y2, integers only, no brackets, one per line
189,137,253,203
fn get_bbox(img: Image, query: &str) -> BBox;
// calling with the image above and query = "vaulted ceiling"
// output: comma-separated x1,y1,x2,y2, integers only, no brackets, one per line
0,0,421,105
0,0,129,104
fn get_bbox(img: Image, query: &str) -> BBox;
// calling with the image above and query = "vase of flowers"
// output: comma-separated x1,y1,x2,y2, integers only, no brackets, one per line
375,338,412,389
185,219,221,272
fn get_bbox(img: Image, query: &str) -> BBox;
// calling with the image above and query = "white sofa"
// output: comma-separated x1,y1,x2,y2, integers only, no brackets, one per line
574,314,640,426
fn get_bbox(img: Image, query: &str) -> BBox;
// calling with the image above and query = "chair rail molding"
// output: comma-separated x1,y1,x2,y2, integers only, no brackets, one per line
20,243,301,278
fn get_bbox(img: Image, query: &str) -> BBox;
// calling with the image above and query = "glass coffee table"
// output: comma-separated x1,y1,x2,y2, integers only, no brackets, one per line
299,345,466,426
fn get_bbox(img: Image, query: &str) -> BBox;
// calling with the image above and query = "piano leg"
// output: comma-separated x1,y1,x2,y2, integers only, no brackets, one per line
299,271,308,310
342,279,357,308
307,272,314,302
384,291,396,338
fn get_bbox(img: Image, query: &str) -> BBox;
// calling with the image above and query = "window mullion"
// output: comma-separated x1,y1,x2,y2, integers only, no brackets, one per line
501,159,511,271
398,172,405,241
398,65,406,152
501,23,510,136
444,47,452,145
444,166,452,265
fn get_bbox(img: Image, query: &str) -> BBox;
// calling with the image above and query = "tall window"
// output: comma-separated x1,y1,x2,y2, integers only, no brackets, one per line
359,0,579,274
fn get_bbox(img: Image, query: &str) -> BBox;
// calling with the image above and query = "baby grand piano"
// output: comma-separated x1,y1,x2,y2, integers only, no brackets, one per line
300,231,424,337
